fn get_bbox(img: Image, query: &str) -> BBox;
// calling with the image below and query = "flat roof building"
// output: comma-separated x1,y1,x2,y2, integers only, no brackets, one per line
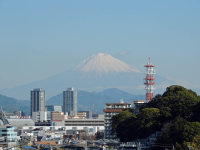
0,125,17,147
133,100,145,114
31,89,47,122
7,119,34,128
63,88,77,117
103,100,132,139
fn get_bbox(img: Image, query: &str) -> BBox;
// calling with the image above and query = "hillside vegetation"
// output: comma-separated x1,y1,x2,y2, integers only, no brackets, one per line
112,85,200,150
0,94,29,114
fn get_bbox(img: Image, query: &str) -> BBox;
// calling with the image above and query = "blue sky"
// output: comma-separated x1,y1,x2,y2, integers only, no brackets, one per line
0,0,200,92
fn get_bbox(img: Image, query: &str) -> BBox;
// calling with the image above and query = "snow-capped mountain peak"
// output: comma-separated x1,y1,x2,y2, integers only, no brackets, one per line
76,53,140,73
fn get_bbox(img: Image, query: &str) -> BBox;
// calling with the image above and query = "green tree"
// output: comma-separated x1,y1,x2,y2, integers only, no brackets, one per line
156,117,200,150
111,109,137,141
111,85,200,149
137,108,161,138
112,109,136,133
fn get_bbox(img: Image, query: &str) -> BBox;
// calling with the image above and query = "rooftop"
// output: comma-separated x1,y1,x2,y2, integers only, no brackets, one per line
105,103,131,105
133,100,145,103
7,119,34,127
34,141,56,146
103,109,123,113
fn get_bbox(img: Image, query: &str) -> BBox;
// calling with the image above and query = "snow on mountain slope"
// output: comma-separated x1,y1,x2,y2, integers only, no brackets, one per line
76,53,140,74
0,53,174,99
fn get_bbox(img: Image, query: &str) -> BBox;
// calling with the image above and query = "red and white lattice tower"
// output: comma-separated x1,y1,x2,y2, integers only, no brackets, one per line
144,57,156,102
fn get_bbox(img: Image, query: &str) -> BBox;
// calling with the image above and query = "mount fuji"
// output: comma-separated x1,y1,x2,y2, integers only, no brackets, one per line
0,53,174,100
76,53,140,74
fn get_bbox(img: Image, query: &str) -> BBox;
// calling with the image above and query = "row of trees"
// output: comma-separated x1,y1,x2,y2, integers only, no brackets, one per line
112,85,200,149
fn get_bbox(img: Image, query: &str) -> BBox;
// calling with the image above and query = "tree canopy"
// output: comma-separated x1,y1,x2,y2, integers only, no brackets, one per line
111,85,200,149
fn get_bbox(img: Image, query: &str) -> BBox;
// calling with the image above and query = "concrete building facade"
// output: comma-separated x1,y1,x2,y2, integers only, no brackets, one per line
31,88,46,122
133,100,145,114
63,88,77,117
0,126,17,147
103,101,132,139
46,105,62,120
51,112,67,121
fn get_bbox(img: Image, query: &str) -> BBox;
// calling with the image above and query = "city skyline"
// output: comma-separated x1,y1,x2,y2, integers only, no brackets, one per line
0,1,199,94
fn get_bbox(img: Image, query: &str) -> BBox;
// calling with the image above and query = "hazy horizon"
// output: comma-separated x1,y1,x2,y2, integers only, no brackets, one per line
0,1,199,95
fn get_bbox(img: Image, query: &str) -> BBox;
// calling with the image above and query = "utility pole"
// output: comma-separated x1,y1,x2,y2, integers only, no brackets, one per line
172,145,175,150
188,143,193,150
136,141,141,150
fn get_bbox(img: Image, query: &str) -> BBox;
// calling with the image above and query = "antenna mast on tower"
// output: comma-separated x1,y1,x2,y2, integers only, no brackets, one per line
144,57,156,102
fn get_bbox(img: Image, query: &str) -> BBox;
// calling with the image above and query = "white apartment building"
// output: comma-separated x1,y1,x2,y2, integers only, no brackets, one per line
104,101,132,139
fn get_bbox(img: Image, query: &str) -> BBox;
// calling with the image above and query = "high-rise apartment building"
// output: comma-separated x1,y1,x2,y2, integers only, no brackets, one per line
31,88,47,122
63,88,77,116
103,100,131,139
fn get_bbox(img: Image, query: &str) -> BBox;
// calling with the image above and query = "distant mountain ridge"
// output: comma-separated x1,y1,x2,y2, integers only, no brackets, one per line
0,53,174,100
0,88,145,115
0,94,29,115
47,88,145,113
